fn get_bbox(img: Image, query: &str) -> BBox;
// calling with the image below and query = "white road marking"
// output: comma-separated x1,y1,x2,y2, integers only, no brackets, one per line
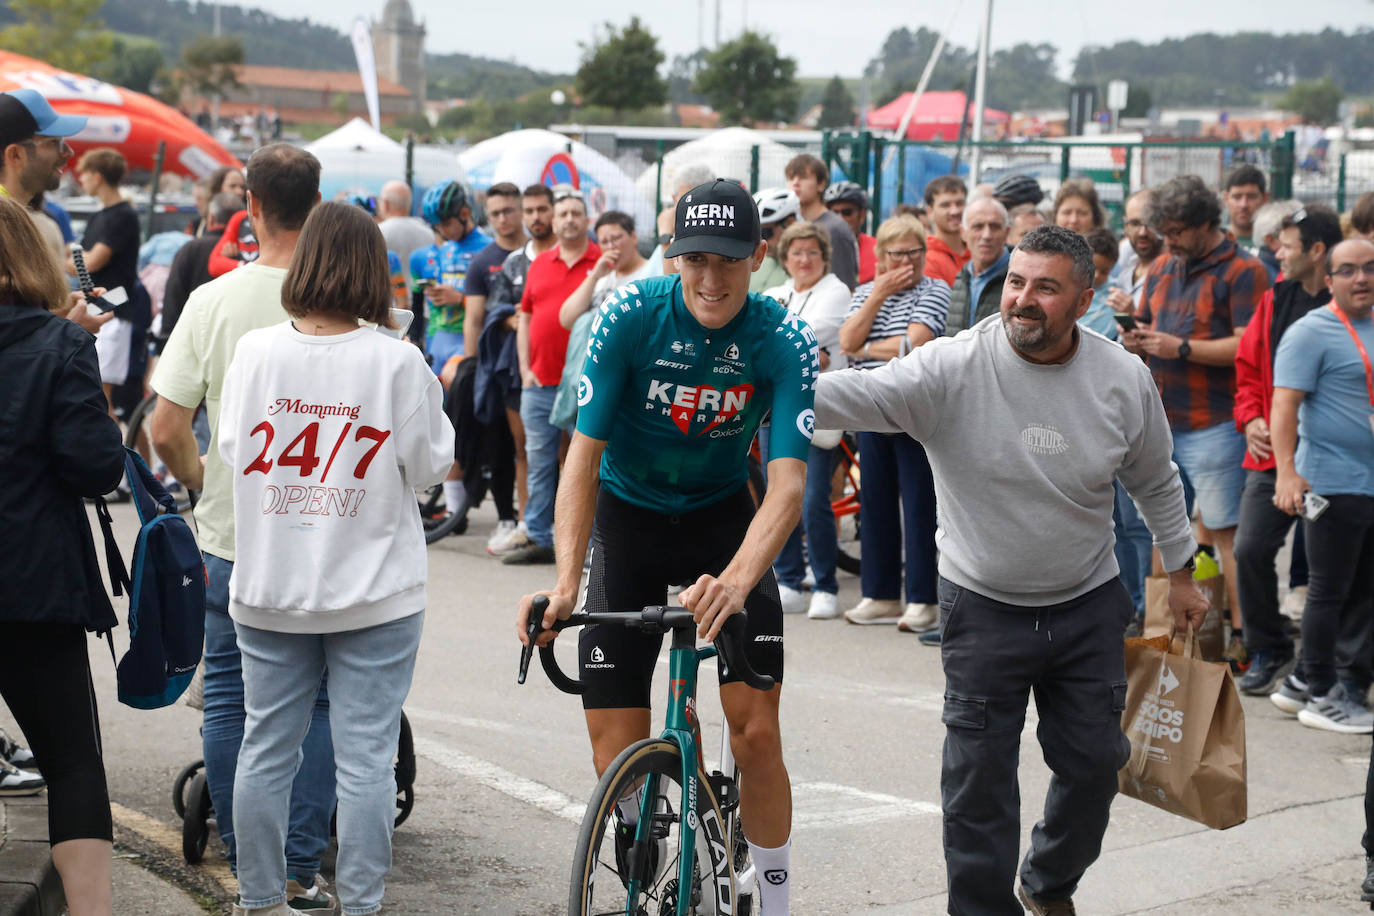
412,734,942,831
404,706,529,735
412,735,586,823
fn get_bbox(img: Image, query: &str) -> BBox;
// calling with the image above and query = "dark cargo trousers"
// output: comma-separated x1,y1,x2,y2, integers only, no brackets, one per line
939,576,1133,915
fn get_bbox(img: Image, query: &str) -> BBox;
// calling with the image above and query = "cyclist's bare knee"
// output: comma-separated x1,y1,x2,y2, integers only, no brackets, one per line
720,684,782,770
585,707,652,776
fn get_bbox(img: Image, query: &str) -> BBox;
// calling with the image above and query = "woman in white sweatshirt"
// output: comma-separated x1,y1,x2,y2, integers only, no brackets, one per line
217,202,454,916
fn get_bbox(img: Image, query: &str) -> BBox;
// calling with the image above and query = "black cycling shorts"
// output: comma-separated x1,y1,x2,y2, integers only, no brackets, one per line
578,486,785,710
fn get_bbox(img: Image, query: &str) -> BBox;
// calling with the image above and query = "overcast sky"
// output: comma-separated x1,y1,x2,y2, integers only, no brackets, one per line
233,0,1369,79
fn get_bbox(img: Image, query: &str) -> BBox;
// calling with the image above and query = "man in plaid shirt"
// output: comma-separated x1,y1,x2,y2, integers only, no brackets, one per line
1123,174,1270,668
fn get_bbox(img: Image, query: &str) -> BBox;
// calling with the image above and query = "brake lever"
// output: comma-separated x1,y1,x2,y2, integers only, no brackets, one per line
517,595,550,685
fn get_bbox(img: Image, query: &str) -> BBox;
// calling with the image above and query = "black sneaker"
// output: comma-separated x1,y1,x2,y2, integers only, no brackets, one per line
918,628,942,646
0,728,35,768
612,815,662,890
500,542,555,565
1238,651,1294,696
1362,856,1374,902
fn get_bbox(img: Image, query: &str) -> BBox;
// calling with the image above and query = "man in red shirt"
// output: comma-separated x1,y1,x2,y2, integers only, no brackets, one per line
922,175,970,286
824,179,876,285
508,186,600,565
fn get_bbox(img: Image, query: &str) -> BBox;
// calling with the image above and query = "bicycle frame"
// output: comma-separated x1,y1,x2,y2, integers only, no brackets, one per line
626,624,731,913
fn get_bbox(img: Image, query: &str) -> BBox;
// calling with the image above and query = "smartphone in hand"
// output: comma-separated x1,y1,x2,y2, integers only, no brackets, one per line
1113,313,1138,333
1303,491,1330,522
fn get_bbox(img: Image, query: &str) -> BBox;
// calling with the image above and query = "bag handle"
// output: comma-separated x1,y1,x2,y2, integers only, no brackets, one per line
1129,622,1196,778
1169,618,1199,660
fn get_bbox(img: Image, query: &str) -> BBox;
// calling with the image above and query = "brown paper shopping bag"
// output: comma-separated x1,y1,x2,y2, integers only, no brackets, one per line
1143,575,1225,661
1117,628,1247,829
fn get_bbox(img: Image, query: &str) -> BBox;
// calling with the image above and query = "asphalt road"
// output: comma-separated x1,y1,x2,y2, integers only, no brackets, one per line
6,498,1371,914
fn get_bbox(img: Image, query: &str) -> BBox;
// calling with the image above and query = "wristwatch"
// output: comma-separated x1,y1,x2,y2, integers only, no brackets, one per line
657,233,673,247
1177,339,1192,360
1177,555,1196,575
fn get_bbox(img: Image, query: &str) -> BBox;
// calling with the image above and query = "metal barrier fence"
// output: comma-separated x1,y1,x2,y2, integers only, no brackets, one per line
557,127,1370,234
821,130,1311,233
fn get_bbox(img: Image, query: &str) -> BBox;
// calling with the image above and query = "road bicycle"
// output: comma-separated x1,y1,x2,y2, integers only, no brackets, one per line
519,598,774,915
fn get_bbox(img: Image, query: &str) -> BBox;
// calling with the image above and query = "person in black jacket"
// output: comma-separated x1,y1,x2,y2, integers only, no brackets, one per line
157,191,244,355
0,195,125,916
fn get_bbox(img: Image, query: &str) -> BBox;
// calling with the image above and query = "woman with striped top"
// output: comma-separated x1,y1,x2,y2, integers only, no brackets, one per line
836,214,951,631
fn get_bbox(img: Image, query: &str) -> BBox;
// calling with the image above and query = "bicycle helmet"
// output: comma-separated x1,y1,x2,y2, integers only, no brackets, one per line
421,179,471,227
992,173,1044,207
348,193,378,216
753,187,800,226
823,180,868,208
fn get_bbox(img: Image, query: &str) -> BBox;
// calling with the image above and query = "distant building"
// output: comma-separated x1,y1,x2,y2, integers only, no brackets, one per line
372,0,426,114
191,64,415,126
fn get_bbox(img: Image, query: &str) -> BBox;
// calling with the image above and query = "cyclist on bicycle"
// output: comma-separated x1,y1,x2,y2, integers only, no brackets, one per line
518,178,817,915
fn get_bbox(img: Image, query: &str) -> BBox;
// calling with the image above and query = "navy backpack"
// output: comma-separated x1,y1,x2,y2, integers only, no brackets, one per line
94,447,206,709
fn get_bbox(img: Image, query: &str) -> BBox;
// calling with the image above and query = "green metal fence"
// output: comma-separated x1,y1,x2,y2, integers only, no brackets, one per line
820,130,1321,233
572,127,1369,231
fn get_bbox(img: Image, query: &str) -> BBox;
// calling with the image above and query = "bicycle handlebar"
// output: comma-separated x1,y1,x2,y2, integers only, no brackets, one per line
517,596,775,694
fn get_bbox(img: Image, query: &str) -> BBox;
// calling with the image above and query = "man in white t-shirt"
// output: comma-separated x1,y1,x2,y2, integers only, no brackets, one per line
378,179,434,288
149,144,339,913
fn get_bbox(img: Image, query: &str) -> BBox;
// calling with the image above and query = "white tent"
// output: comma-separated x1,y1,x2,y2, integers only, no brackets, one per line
459,129,654,233
305,118,466,213
633,127,800,205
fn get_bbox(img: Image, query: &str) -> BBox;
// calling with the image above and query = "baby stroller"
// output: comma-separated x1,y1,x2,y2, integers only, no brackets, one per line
172,712,416,864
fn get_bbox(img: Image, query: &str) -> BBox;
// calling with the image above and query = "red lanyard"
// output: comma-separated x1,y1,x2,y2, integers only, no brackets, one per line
1328,304,1374,406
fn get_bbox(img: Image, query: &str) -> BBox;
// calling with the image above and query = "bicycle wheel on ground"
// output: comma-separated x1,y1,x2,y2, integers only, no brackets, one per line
124,392,198,513
570,738,735,916
417,485,467,544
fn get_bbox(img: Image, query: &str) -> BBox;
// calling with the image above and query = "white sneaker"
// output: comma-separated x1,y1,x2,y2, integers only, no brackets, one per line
487,519,518,552
843,597,902,625
488,520,531,556
0,758,44,796
778,584,807,614
1282,585,1308,620
807,591,840,619
802,566,817,589
897,603,939,633
230,902,304,916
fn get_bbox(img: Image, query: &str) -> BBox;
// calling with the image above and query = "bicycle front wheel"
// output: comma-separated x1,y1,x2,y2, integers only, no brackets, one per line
570,738,735,916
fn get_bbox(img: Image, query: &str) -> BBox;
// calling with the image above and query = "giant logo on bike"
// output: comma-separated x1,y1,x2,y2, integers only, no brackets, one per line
644,380,753,437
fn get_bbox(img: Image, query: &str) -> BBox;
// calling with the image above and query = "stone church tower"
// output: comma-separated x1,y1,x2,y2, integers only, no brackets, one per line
372,0,426,112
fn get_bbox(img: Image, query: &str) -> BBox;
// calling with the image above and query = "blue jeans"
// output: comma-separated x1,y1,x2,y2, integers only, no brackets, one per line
774,444,841,594
201,554,334,877
1112,480,1153,616
234,612,424,916
519,384,561,548
857,432,937,604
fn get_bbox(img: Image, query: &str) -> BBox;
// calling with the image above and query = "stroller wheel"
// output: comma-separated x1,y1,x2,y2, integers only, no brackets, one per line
395,784,415,828
182,771,212,864
172,760,204,820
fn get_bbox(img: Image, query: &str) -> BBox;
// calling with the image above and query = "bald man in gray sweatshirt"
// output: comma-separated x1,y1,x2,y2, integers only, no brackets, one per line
815,226,1208,916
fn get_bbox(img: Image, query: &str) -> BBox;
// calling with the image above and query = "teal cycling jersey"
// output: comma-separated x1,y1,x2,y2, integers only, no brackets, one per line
576,274,819,514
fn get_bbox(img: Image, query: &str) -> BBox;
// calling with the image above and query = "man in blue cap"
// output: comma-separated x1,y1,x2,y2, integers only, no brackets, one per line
0,88,86,264
0,88,86,203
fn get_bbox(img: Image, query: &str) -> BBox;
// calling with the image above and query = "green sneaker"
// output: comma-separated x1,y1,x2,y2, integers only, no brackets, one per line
286,875,337,913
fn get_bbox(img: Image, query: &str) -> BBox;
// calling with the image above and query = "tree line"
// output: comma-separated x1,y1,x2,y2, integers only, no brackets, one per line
0,1,1366,139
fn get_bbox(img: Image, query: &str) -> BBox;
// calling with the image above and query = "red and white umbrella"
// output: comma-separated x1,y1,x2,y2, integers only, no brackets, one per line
0,50,240,179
